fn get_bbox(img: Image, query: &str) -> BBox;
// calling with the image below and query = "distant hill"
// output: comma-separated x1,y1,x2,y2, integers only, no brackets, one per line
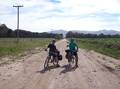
0,24,10,31
50,30,67,37
0,24,13,37
93,30,120,35
50,29,120,35
72,30,120,35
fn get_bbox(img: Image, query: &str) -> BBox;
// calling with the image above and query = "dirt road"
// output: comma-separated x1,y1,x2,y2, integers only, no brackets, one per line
0,39,120,89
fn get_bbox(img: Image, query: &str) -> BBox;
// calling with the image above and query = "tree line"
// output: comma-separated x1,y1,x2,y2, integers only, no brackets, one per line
66,31,120,38
0,24,63,39
1,24,120,38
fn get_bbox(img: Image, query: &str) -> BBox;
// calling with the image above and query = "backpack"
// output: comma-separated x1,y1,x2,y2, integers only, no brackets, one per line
58,54,62,61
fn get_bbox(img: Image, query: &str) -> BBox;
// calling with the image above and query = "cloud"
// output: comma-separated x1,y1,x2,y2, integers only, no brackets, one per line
0,0,120,32
48,0,61,3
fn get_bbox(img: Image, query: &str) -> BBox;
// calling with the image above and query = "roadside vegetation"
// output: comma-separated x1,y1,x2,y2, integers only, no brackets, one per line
0,24,63,57
0,38,52,57
76,38,120,59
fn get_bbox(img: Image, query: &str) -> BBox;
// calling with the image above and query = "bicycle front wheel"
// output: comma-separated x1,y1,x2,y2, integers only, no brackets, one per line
44,56,50,69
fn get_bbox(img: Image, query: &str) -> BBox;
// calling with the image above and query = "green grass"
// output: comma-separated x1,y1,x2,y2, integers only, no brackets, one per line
0,38,52,57
76,38,120,59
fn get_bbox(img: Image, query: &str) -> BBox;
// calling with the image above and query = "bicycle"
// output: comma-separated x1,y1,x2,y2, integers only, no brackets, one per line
65,49,76,67
44,51,59,70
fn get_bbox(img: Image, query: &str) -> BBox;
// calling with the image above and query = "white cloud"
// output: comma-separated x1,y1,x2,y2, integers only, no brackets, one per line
0,0,120,32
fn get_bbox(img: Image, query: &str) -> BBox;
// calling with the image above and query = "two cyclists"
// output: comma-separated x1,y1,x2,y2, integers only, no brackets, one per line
45,38,78,69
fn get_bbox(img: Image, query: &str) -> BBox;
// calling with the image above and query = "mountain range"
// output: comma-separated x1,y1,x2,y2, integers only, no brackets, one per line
50,29,120,36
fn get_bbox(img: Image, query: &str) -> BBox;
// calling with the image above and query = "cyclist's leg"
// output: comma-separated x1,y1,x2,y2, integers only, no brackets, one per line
50,52,57,66
54,54,60,67
67,52,71,62
74,52,78,67
48,52,52,63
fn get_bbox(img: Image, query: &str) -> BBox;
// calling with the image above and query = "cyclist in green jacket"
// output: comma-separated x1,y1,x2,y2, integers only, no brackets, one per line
68,39,78,67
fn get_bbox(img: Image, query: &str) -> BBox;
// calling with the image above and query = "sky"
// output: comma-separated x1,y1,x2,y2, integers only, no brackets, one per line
0,0,120,32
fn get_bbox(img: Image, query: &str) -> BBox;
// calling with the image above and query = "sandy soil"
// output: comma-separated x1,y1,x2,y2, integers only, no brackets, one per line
0,39,120,89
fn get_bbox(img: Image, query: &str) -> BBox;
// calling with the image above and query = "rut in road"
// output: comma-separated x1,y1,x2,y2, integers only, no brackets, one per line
0,39,120,89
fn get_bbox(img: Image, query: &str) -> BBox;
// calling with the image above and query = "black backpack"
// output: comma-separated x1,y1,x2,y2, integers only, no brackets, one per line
58,54,62,60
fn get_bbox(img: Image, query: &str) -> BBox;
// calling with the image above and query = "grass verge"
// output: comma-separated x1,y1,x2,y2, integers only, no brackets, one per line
0,38,52,57
76,38,120,59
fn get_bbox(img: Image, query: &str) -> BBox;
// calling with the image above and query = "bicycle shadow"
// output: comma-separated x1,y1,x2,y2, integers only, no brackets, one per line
37,65,60,74
60,64,77,75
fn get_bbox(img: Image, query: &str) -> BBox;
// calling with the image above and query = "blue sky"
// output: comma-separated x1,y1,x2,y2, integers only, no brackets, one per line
0,0,120,32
